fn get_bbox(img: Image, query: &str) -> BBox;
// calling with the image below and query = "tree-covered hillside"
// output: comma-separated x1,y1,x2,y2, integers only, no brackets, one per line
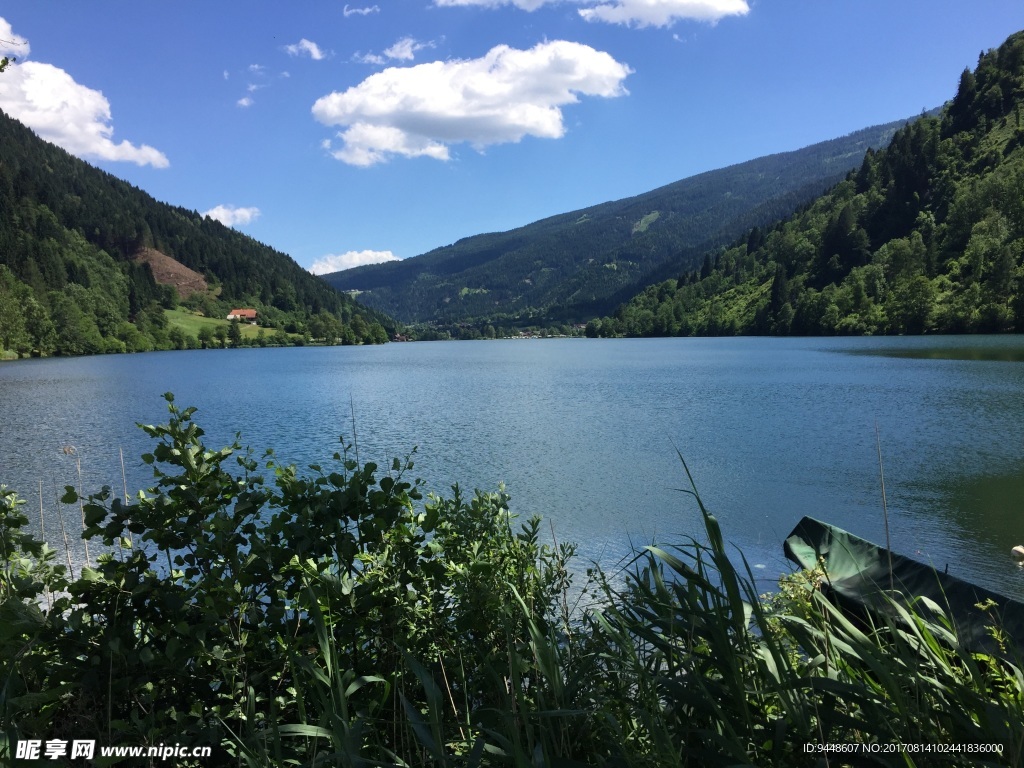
322,118,916,327
0,109,394,357
589,31,1024,338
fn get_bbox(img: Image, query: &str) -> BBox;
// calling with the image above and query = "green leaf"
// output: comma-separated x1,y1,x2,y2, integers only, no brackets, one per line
79,566,102,582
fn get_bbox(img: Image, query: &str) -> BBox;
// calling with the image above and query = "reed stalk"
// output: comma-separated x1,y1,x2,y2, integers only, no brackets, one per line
74,451,91,568
37,480,51,611
875,421,894,591
118,446,129,561
51,478,74,580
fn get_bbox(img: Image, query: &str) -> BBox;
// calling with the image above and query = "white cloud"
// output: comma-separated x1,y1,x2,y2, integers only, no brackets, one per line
433,0,750,26
329,124,450,166
249,63,266,73
310,250,400,274
355,52,387,66
356,37,435,67
0,17,30,58
313,40,631,166
237,96,254,108
343,4,380,16
383,37,434,62
579,0,749,27
434,0,549,9
0,45,169,169
0,17,167,168
285,38,326,60
202,205,261,227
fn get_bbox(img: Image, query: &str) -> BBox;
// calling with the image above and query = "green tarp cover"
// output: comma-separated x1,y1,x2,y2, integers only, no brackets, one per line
784,516,1024,658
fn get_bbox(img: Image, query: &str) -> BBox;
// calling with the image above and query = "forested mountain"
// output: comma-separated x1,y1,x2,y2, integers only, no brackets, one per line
0,109,394,357
589,31,1024,338
321,118,917,327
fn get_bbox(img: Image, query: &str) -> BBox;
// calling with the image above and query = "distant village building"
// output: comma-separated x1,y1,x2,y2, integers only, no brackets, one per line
227,308,258,323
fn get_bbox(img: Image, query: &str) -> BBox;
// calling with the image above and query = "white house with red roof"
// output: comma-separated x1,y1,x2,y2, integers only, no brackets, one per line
227,308,258,322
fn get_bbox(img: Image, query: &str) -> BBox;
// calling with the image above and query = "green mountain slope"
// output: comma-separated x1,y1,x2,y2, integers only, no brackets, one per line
321,118,918,326
0,109,394,357
590,30,1024,338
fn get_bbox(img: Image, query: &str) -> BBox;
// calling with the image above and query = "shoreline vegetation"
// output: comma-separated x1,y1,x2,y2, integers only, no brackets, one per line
2,394,1023,766
0,298,393,361
0,312,589,362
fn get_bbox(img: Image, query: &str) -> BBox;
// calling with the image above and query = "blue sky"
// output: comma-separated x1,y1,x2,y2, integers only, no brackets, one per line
1,2,1022,274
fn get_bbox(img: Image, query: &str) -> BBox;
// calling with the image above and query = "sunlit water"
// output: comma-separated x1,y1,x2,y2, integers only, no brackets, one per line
2,336,1023,598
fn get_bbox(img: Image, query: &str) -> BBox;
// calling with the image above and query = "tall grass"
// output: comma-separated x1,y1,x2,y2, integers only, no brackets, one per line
2,396,1023,766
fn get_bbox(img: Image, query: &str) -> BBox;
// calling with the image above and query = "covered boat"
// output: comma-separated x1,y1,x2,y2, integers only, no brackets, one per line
783,516,1024,659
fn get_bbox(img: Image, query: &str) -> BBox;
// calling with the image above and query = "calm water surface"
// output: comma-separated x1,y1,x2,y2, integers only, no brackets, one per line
2,336,1023,598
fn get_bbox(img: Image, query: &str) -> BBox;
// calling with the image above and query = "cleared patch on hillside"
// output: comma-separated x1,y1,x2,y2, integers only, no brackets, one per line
133,248,208,299
632,211,660,234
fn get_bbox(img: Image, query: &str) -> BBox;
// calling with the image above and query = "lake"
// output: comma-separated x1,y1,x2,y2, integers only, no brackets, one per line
2,336,1024,599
